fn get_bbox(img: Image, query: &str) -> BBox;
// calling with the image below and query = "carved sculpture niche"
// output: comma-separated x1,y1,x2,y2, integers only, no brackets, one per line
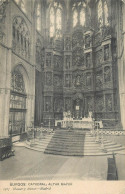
64,36,71,51
72,31,83,48
54,97,63,112
96,49,103,67
45,97,51,112
53,74,62,87
96,95,104,112
104,66,111,82
46,72,52,86
85,34,91,48
104,44,110,61
96,70,103,89
87,96,94,112
65,55,71,69
54,55,62,69
72,31,84,67
86,53,91,68
46,52,52,67
65,74,72,87
73,72,82,88
105,94,112,111
86,72,92,87
65,98,71,112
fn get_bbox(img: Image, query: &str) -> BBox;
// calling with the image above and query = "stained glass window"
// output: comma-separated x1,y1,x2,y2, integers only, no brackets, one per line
97,0,109,27
73,9,78,27
98,0,103,26
56,8,62,38
36,4,41,32
80,8,85,26
104,1,109,25
49,2,62,38
20,0,26,13
50,7,55,37
72,1,86,28
11,70,26,93
56,9,62,30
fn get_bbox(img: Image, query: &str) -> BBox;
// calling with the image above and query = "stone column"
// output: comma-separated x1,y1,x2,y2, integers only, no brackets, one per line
117,1,125,130
0,46,11,137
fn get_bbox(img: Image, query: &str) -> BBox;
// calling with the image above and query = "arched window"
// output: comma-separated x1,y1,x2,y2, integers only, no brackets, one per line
12,16,30,60
49,2,63,38
98,0,103,27
80,8,85,26
97,0,109,27
36,4,41,32
50,7,55,37
73,9,78,27
104,1,109,26
72,1,86,28
56,8,62,38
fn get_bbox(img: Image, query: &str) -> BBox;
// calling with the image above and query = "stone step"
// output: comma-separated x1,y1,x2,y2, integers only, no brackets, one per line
106,146,125,152
47,139,110,144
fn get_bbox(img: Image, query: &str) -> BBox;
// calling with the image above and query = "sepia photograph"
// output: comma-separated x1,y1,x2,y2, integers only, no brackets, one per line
0,0,125,193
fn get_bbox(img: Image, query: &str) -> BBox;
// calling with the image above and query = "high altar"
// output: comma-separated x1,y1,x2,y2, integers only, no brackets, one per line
55,111,94,129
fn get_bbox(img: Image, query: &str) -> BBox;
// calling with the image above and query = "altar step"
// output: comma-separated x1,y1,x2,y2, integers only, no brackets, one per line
25,133,54,152
24,130,125,156
44,130,125,156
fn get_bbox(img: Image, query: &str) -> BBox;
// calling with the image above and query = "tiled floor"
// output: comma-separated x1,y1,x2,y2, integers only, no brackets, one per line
0,146,125,180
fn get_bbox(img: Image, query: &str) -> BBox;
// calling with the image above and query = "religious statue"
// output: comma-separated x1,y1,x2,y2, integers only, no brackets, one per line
75,75,81,86
88,111,92,118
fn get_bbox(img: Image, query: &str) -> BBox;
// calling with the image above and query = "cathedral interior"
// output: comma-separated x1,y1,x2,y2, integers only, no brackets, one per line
0,0,125,182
